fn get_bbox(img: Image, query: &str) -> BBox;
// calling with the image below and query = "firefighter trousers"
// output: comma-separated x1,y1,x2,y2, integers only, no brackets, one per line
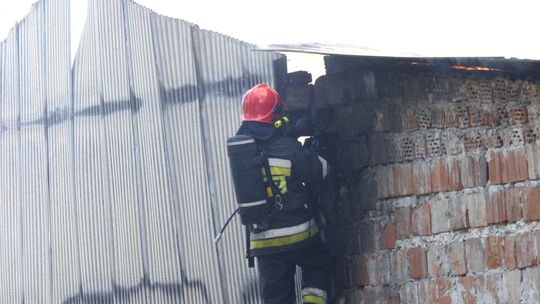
257,240,332,304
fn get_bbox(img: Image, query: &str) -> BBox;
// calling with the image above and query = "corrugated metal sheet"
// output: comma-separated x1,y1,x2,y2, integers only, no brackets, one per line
0,0,285,303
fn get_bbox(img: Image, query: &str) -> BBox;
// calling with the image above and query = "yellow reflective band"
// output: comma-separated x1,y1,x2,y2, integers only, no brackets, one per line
266,186,273,197
270,166,291,176
250,225,319,249
262,166,291,194
303,294,326,304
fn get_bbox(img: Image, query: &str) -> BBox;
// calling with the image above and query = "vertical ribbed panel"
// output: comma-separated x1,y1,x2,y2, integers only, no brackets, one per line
0,27,23,304
196,30,284,304
44,1,80,303
0,0,284,302
151,12,221,304
19,2,52,303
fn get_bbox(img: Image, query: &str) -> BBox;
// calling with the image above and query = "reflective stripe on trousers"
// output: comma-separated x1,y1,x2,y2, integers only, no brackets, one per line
250,219,318,250
302,287,327,304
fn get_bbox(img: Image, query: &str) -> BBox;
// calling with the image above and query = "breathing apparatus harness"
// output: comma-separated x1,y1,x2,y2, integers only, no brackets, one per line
218,117,291,267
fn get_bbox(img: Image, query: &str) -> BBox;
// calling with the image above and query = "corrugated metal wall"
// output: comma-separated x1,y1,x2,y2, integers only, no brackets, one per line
0,0,285,303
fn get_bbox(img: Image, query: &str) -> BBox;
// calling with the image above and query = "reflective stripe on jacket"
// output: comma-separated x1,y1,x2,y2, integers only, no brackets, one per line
248,133,327,256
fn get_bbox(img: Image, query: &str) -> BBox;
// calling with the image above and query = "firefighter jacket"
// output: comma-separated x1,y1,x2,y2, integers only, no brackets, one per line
236,122,328,256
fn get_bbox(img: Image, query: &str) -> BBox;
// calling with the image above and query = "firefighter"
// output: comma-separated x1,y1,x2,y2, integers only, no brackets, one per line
235,84,332,304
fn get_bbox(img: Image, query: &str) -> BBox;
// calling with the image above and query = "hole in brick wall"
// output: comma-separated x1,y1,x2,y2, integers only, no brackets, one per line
400,137,415,161
479,80,493,102
460,80,481,102
511,106,529,125
385,136,398,163
467,105,482,127
486,130,504,148
524,128,538,144
522,82,540,102
511,129,524,146
496,105,509,126
418,109,431,129
413,135,427,159
427,133,444,157
493,78,508,102
456,105,470,128
464,131,483,152
508,81,521,100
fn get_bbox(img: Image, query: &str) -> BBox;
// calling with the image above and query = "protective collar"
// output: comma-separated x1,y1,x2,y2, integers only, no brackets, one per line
236,122,276,141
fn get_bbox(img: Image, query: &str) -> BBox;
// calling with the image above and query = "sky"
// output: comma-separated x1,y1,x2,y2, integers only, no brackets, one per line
1,0,540,79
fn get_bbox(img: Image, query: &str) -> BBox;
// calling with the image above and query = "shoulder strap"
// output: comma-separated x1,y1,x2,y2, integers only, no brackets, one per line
254,147,284,232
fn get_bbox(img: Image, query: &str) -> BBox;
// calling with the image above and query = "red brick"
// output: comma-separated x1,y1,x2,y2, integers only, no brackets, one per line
354,255,370,286
449,159,463,191
510,105,529,125
486,189,508,224
464,130,483,151
413,161,432,195
447,241,467,275
399,282,418,303
416,279,437,304
535,230,540,264
380,222,396,249
427,244,445,277
481,107,496,126
460,154,488,188
465,191,487,228
375,165,391,199
445,105,460,128
382,286,400,304
372,254,391,286
484,236,504,269
504,235,518,270
488,149,528,184
522,267,540,303
502,270,522,303
488,152,506,184
402,108,419,131
408,247,428,279
359,222,376,254
393,250,410,284
458,276,476,304
395,206,413,240
412,202,432,236
522,187,540,221
431,107,446,129
436,278,452,304
429,159,449,193
392,163,414,196
516,232,538,268
485,273,503,303
475,273,503,303
448,195,468,230
505,188,523,222
465,238,485,273
430,196,451,234
486,187,523,223
413,158,463,196
526,142,540,180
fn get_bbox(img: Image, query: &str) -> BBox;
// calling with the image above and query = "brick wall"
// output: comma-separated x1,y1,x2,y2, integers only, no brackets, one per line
302,65,540,303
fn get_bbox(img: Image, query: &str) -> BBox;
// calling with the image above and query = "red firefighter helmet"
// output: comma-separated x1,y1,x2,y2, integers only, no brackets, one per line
242,84,286,124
